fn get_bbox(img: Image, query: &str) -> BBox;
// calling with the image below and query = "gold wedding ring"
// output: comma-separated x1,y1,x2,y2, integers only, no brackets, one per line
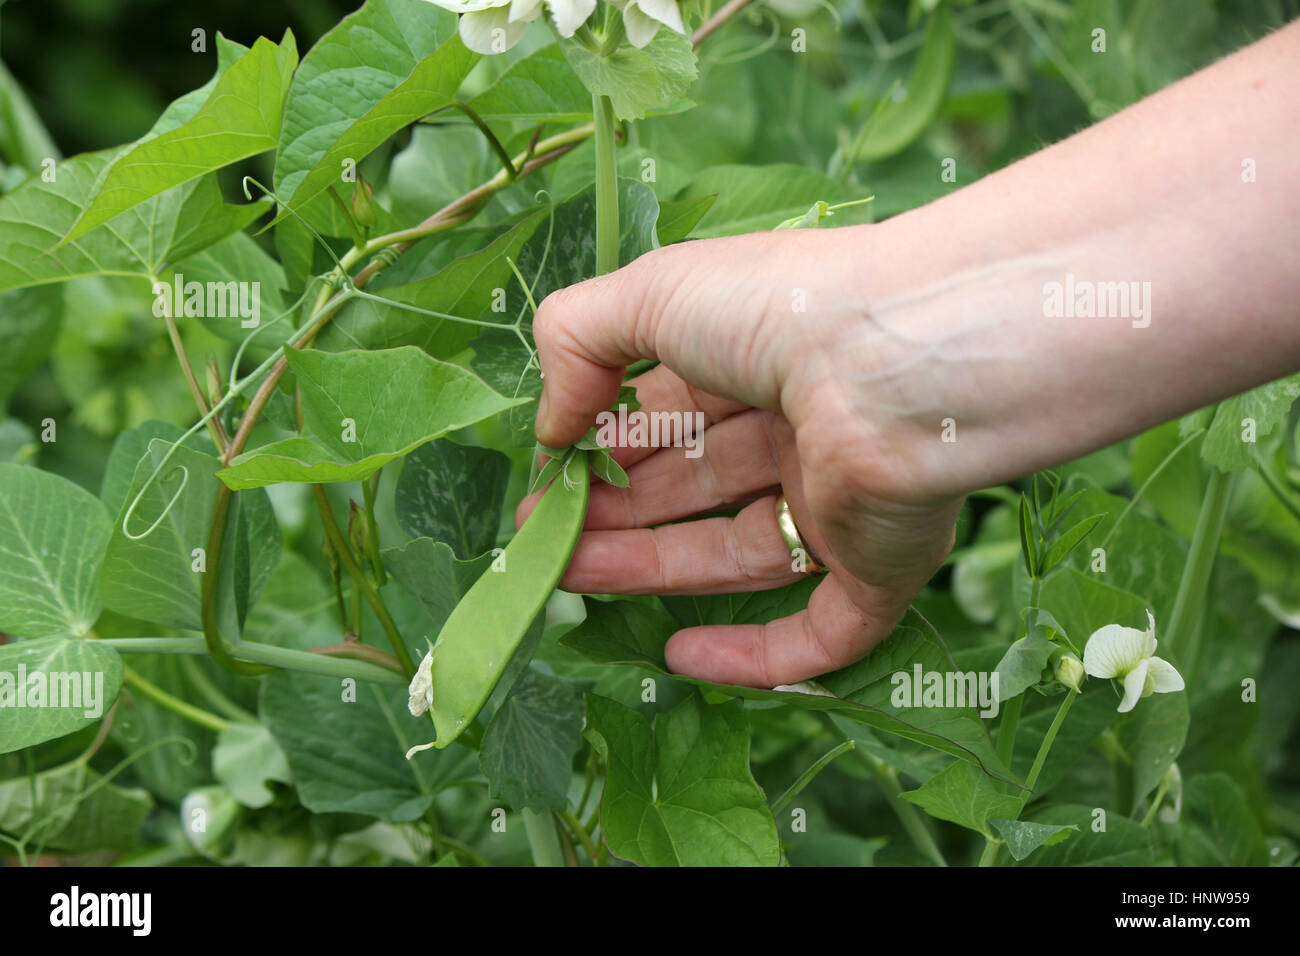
775,494,827,575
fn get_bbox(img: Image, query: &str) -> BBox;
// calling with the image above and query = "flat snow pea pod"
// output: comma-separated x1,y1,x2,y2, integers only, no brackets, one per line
426,450,590,748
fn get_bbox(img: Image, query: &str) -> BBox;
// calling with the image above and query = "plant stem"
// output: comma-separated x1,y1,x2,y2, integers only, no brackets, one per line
154,276,227,452
1018,688,1077,812
996,693,1022,767
100,637,407,685
825,722,946,867
592,94,619,276
522,809,566,868
1165,465,1233,667
122,666,227,733
560,810,600,864
1255,450,1300,525
179,656,257,723
977,836,1003,867
771,739,856,815
312,485,415,676
692,0,755,47
1139,773,1174,828
362,470,387,585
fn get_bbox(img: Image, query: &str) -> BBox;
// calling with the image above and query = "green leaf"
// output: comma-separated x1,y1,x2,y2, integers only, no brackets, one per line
1039,567,1151,650
988,818,1077,861
0,761,150,851
260,668,477,822
854,3,955,162
0,419,35,464
585,692,781,866
218,346,525,489
107,654,217,803
1018,492,1037,577
1196,374,1300,472
212,722,292,809
381,537,493,631
0,464,111,637
100,439,280,632
387,124,493,225
99,420,198,516
559,29,697,121
1178,772,1268,866
0,285,62,407
318,210,545,355
655,194,716,245
1041,513,1105,573
0,59,60,173
395,440,511,559
992,631,1056,701
1015,804,1153,866
273,0,477,217
0,157,267,293
479,669,585,811
0,636,122,753
470,44,594,121
63,33,298,244
1117,692,1188,808
38,769,153,852
900,761,1019,836
677,164,867,238
171,231,290,345
563,598,1015,779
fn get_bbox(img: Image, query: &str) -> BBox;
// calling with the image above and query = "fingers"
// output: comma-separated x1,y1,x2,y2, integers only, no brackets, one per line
609,364,749,469
555,495,803,595
585,409,784,529
663,575,902,688
531,234,793,448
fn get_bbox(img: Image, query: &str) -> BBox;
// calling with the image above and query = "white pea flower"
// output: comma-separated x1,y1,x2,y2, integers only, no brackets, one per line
1082,611,1184,713
613,0,687,49
408,648,434,717
421,0,596,54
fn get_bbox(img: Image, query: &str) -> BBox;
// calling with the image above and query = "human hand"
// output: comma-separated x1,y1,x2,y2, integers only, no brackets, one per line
518,226,965,688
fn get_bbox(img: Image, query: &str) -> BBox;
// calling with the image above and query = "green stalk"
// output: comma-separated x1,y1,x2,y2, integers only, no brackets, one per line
122,666,227,734
560,810,602,864
977,837,1003,867
1017,687,1077,812
313,485,415,676
995,694,1022,767
771,740,856,815
826,719,945,867
1165,466,1233,667
522,809,566,867
100,637,407,685
592,93,620,277
997,575,1040,769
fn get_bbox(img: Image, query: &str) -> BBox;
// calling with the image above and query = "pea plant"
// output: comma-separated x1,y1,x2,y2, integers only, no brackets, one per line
1,0,1297,867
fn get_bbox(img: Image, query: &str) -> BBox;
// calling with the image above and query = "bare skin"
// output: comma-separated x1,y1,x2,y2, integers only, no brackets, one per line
519,19,1300,688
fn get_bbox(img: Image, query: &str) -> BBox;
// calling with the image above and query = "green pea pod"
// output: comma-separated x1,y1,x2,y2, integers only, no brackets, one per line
854,3,955,163
427,450,590,748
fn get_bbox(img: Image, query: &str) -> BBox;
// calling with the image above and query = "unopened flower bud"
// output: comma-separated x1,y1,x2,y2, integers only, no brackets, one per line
1056,653,1086,693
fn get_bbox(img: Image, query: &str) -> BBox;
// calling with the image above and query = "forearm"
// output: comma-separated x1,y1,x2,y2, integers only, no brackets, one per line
855,18,1300,497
